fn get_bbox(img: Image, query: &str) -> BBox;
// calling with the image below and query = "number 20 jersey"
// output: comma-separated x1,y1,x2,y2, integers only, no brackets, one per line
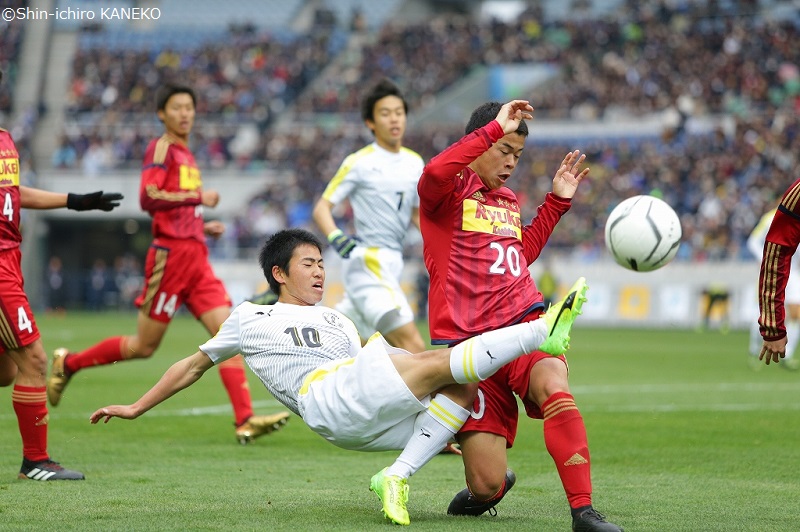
417,120,572,345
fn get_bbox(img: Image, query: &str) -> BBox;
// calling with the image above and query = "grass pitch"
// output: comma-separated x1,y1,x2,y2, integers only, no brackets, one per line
1,312,799,531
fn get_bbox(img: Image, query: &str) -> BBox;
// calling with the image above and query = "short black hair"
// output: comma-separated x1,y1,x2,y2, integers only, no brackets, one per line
361,78,408,122
155,83,196,112
465,101,528,137
258,229,323,295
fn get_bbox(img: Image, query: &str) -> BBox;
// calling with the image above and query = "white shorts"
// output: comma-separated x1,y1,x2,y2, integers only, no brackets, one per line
337,246,415,338
297,335,429,451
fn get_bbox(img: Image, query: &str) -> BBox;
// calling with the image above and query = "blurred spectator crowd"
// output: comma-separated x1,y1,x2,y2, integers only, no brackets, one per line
7,0,800,264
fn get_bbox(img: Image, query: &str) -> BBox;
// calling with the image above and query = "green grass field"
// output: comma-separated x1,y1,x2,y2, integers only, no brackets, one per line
1,312,799,531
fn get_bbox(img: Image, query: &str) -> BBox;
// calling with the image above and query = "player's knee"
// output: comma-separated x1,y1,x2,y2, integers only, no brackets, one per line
468,472,507,501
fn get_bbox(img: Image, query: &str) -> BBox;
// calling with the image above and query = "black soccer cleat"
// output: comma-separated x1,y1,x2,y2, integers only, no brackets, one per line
447,469,516,516
572,507,624,532
18,458,85,481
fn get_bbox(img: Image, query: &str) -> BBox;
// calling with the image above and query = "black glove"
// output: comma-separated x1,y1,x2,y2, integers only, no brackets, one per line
67,191,124,212
327,229,359,259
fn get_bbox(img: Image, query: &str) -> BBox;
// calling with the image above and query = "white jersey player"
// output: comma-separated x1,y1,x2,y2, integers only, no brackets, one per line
313,79,425,353
89,228,586,526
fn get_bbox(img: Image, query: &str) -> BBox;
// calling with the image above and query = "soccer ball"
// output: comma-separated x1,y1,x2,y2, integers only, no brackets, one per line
604,195,682,272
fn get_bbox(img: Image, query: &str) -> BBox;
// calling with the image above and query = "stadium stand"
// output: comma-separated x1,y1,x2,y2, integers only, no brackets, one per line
10,0,800,289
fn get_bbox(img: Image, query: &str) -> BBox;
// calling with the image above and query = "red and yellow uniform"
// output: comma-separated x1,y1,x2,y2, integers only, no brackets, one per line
0,129,39,352
418,120,571,443
135,134,230,322
759,177,800,341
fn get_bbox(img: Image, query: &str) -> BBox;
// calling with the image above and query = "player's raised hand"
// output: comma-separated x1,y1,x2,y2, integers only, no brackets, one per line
89,405,139,424
495,100,534,135
67,191,124,211
552,150,589,200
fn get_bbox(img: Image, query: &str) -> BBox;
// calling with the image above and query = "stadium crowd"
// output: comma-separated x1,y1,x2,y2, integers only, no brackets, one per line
6,0,799,279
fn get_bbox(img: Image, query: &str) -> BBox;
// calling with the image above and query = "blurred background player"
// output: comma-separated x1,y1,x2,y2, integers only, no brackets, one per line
88,228,588,526
417,100,621,531
757,177,800,369
748,206,800,370
46,83,290,443
0,69,124,480
312,79,426,353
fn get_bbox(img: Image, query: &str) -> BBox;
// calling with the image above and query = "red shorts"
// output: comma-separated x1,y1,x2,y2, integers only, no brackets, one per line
135,239,231,323
0,248,40,353
459,310,567,448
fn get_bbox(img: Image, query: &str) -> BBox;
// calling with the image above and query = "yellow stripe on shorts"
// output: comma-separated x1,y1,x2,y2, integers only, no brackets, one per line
299,358,355,395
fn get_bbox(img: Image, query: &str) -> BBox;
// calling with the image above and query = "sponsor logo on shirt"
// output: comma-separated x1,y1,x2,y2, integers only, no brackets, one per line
0,156,20,186
461,198,522,239
179,164,202,190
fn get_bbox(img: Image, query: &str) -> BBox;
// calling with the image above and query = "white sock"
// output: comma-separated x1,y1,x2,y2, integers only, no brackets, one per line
449,320,547,383
785,321,800,360
386,394,470,478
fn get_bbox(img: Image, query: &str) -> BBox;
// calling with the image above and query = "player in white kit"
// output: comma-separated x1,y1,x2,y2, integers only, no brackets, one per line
89,229,588,526
313,79,426,353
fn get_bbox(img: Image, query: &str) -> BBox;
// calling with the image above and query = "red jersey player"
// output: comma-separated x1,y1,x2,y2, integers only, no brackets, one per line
46,83,290,444
0,69,125,480
757,177,800,367
418,100,622,531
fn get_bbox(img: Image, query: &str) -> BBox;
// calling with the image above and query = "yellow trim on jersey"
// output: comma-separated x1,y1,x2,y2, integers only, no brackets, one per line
461,199,522,239
153,135,173,165
321,145,376,201
0,309,19,350
298,358,356,395
428,398,466,432
140,247,169,315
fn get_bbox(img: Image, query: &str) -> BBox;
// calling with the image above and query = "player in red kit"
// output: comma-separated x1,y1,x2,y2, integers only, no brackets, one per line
757,178,800,367
47,83,290,444
0,67,125,480
418,100,622,531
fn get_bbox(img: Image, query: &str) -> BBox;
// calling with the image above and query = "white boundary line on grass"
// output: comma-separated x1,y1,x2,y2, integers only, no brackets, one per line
2,383,799,420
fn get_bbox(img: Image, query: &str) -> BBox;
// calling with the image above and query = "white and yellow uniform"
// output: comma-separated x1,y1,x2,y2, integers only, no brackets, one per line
200,301,429,451
321,143,424,337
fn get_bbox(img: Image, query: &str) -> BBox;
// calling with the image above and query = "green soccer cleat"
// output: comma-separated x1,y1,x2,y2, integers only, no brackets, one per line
370,467,410,526
539,277,588,355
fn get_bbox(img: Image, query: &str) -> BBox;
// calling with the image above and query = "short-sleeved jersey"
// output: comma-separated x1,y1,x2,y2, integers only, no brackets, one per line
140,135,205,244
200,301,361,416
0,129,22,251
759,178,800,341
417,120,572,344
322,143,423,251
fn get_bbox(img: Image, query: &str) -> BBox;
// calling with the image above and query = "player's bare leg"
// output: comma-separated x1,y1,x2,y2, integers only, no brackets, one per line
383,321,425,354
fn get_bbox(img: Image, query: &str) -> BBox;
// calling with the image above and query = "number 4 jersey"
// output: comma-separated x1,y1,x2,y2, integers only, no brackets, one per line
0,129,22,251
417,120,572,345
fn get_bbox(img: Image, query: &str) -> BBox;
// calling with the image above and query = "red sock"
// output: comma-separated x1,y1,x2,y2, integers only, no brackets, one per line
218,355,253,426
542,391,592,509
12,385,49,462
65,336,126,374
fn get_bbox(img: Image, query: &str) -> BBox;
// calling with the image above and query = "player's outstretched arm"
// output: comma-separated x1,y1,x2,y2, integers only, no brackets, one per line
89,351,214,424
20,186,124,211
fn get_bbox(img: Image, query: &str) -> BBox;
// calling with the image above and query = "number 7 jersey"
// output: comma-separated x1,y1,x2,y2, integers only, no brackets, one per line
417,120,572,345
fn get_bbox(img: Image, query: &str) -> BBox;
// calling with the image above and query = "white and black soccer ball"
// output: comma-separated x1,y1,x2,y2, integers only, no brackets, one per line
604,195,682,272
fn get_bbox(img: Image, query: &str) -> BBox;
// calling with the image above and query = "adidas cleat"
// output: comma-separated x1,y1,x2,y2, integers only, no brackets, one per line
47,348,72,407
572,507,624,532
235,412,290,444
370,467,410,526
447,468,516,516
19,458,84,481
539,277,588,355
